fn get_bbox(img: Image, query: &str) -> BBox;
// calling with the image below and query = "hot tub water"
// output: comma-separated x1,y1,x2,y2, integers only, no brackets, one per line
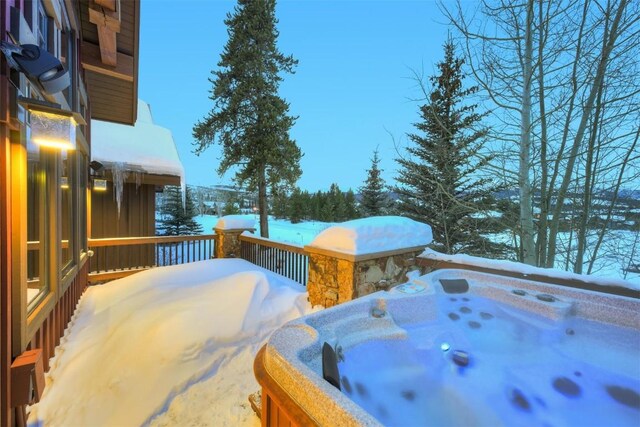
337,288,640,426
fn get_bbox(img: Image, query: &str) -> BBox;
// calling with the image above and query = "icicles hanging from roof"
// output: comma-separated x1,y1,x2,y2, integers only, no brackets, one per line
111,162,129,219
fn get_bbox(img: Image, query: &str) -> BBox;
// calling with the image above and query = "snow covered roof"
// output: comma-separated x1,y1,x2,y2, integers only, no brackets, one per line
91,100,185,179
307,216,433,256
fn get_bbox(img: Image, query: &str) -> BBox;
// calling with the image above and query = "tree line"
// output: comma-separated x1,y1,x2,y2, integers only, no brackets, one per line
184,0,638,276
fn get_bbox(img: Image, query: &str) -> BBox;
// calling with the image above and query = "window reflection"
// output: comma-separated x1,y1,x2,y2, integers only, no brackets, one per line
61,151,75,272
27,136,49,307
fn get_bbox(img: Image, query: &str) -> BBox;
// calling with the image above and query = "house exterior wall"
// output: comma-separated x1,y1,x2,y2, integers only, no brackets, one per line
0,2,138,425
90,181,156,271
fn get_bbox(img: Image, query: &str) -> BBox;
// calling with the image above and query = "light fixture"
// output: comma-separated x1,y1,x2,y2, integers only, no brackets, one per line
93,179,108,192
18,97,86,151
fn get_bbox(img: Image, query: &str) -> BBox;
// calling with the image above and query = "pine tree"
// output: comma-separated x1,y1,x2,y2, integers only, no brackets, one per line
359,148,390,217
344,189,359,220
157,186,203,236
193,0,301,238
395,40,507,257
222,191,241,216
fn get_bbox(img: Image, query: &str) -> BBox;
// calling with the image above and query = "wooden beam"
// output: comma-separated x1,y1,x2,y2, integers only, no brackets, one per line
81,41,134,82
88,5,120,66
94,0,116,12
88,5,120,32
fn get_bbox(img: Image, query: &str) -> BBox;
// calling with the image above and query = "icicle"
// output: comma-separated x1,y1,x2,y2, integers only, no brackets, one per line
135,172,142,190
111,162,129,219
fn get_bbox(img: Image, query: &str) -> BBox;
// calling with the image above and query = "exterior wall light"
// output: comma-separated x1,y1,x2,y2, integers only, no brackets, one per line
60,176,69,189
18,97,86,151
93,179,108,192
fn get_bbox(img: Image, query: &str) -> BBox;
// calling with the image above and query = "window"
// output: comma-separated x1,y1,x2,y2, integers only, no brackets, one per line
37,2,48,51
78,154,88,255
26,130,51,309
60,150,75,272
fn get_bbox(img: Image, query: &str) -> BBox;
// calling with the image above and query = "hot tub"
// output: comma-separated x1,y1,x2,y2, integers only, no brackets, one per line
255,269,640,426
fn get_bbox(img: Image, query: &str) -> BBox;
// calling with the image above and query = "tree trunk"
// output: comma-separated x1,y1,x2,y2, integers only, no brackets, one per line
574,82,604,273
519,0,536,265
535,0,550,266
258,167,269,238
546,0,628,267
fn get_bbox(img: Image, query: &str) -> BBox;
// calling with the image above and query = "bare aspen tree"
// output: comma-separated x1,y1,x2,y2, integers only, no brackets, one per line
443,0,640,277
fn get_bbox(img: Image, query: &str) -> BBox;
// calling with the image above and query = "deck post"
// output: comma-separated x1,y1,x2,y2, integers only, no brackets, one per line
305,246,425,308
214,228,255,259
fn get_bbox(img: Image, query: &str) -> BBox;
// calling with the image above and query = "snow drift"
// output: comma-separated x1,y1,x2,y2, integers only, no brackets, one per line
28,259,314,426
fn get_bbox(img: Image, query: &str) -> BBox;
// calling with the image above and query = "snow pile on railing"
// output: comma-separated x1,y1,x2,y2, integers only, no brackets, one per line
214,215,256,230
421,249,640,291
308,216,432,255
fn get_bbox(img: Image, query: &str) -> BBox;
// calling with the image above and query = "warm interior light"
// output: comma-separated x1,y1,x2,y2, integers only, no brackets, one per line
93,179,108,192
30,110,77,151
60,176,69,189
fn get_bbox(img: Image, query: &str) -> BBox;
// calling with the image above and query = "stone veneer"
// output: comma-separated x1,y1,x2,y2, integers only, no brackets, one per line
305,246,425,307
214,228,255,258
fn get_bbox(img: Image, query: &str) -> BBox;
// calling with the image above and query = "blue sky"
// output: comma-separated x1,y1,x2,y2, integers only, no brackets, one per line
138,0,451,192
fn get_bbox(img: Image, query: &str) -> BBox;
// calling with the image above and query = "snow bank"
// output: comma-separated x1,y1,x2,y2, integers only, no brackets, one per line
28,259,315,427
91,100,185,179
215,215,256,231
421,249,640,291
308,216,432,255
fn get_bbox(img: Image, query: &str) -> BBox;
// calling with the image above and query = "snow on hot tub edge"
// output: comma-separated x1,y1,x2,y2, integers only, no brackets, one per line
307,216,433,255
420,249,640,291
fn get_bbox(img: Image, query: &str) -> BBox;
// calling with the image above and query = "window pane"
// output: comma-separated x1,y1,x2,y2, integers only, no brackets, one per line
78,153,87,254
60,151,75,271
27,137,49,308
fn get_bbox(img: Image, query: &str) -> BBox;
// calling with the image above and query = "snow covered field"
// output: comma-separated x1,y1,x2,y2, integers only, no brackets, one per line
197,214,638,283
196,214,335,246
28,259,316,427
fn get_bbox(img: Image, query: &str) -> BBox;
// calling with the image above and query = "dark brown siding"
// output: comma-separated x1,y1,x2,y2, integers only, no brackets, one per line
90,182,156,270
26,262,88,372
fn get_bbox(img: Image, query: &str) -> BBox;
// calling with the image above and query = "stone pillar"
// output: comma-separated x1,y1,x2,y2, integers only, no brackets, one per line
305,246,425,307
214,228,255,258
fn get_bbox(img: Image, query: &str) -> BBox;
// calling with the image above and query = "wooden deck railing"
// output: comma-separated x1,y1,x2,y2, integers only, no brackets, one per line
240,234,309,286
87,234,218,283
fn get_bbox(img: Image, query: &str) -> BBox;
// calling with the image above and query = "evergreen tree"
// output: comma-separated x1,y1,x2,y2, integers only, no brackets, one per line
395,40,507,257
344,189,359,220
288,187,306,223
270,185,289,219
359,148,390,217
222,191,242,216
157,186,203,236
193,0,301,238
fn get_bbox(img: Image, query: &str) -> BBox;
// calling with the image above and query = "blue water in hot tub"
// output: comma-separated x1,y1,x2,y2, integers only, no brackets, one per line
337,293,640,426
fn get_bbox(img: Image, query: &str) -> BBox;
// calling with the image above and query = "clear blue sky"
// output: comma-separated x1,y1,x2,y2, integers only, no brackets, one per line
138,0,452,192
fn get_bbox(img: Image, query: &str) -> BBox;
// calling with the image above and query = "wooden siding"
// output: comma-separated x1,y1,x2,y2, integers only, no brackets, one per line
84,71,135,124
90,181,155,270
1,71,14,427
80,0,139,124
25,261,88,372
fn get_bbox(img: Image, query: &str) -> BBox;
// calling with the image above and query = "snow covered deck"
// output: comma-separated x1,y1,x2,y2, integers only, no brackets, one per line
27,259,316,426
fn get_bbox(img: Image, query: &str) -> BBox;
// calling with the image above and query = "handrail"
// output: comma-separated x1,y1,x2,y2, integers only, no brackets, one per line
88,234,217,247
239,234,307,255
